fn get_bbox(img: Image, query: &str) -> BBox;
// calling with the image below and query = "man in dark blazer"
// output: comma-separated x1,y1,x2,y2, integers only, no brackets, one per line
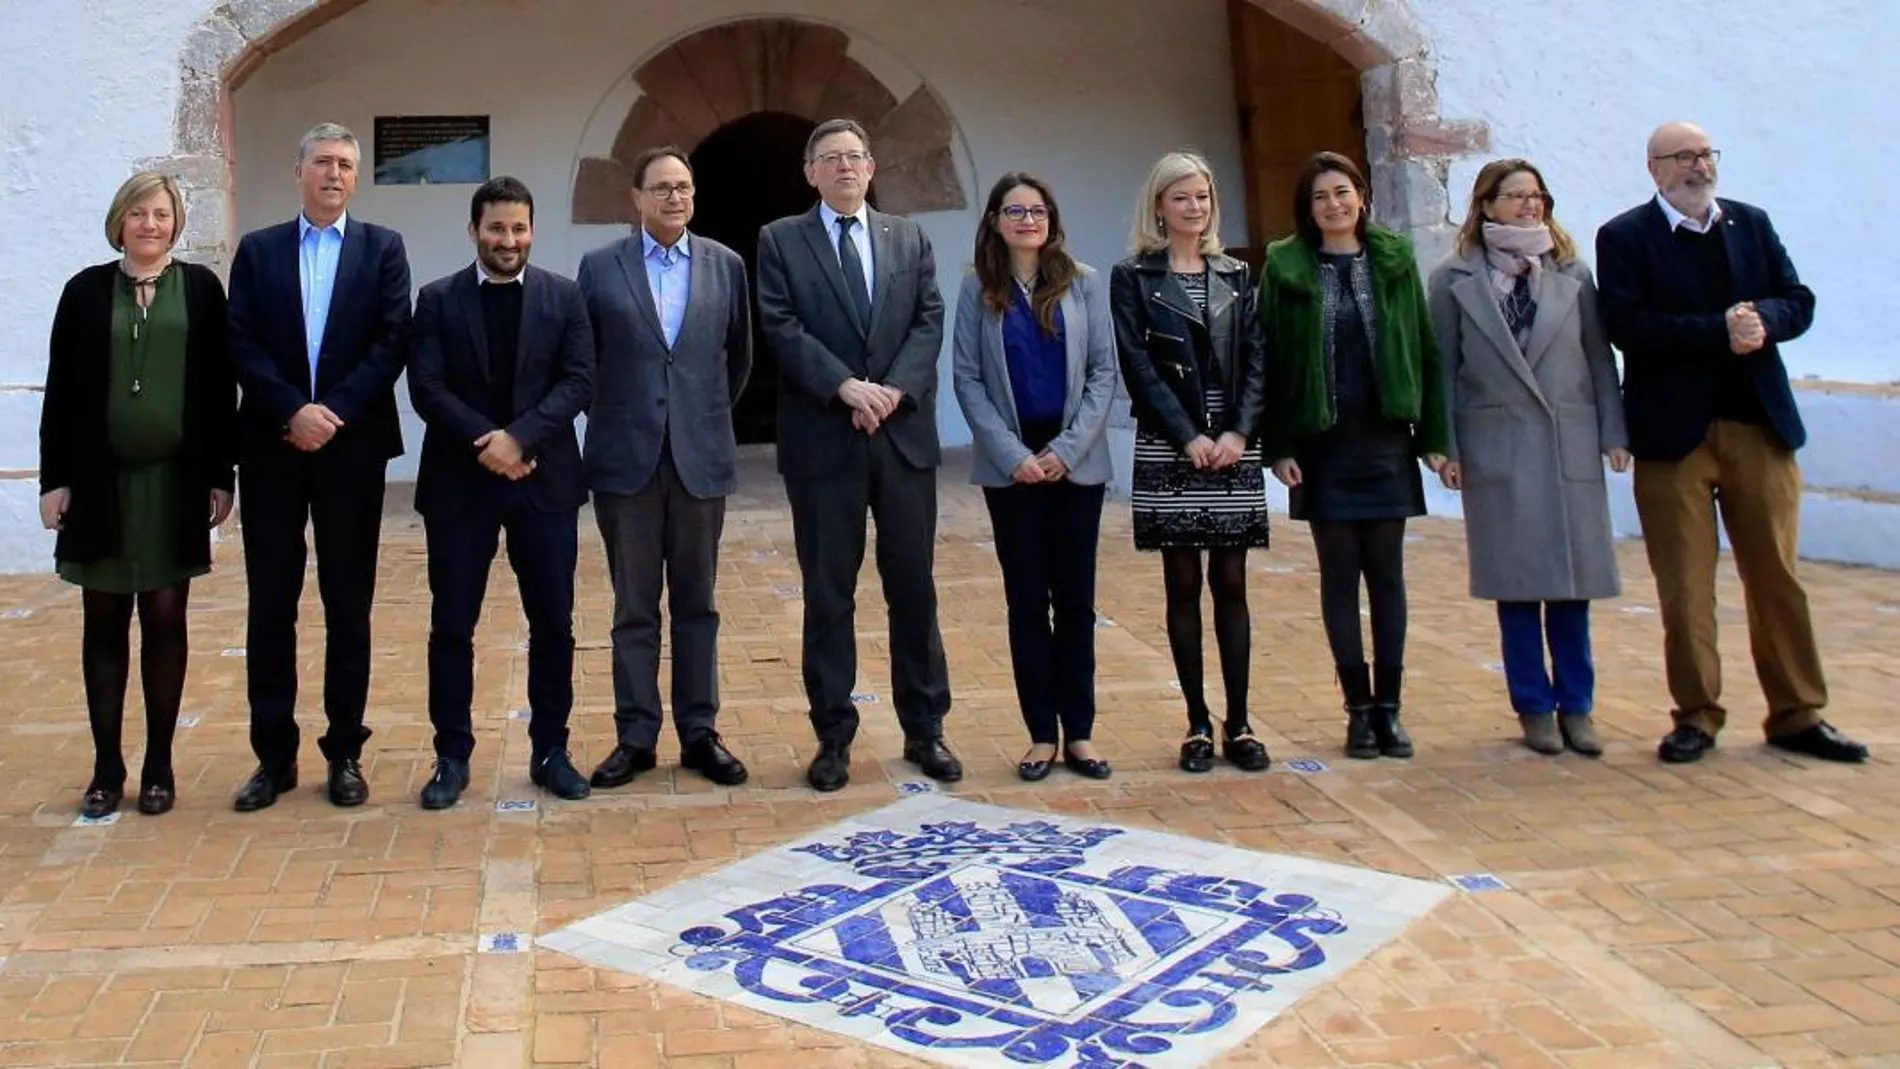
757,118,959,792
407,176,596,809
1596,120,1866,766
226,122,411,811
578,147,752,790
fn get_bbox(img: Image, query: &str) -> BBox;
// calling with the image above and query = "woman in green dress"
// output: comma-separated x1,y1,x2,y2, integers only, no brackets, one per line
39,171,237,818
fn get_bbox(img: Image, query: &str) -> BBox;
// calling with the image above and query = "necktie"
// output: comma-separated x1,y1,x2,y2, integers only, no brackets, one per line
836,215,872,329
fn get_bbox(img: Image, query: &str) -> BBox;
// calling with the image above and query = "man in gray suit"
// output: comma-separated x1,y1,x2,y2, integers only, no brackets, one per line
757,118,959,792
578,146,751,788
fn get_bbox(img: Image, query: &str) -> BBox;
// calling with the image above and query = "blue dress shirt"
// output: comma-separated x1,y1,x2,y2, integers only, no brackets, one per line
642,229,691,349
1002,283,1067,427
298,212,346,395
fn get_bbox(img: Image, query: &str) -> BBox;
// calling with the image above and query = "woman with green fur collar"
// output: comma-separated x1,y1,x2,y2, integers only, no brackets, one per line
1260,151,1449,763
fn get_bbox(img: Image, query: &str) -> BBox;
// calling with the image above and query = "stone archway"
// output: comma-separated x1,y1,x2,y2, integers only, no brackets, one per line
571,18,965,224
157,0,1484,270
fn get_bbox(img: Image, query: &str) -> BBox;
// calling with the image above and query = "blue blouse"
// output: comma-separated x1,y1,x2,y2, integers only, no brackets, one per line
1002,284,1067,427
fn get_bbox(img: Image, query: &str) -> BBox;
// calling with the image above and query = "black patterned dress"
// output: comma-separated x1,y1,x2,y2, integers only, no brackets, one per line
1130,271,1270,551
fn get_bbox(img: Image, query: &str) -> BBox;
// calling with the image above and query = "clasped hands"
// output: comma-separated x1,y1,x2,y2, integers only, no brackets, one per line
1186,432,1249,472
284,403,343,452
839,377,905,435
1727,301,1767,355
474,429,535,481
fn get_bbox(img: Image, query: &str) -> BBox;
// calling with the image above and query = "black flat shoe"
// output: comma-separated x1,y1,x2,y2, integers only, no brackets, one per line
1659,724,1716,764
589,744,657,789
530,751,592,800
233,766,296,813
1768,721,1869,763
136,784,174,816
1222,730,1271,772
808,745,851,792
1018,758,1053,782
1062,749,1112,780
1179,732,1215,774
680,734,749,786
81,784,122,819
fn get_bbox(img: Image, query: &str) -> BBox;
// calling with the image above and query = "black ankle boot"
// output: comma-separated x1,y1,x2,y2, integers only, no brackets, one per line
1372,663,1414,759
1339,663,1378,759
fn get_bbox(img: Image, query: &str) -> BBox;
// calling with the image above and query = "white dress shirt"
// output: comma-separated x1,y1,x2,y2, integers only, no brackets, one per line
1655,191,1724,234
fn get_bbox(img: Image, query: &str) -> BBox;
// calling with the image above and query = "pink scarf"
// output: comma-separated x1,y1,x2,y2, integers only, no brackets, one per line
1482,221,1553,298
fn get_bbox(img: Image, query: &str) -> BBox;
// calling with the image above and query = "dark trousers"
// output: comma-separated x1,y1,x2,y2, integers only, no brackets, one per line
1496,600,1594,715
424,487,578,763
594,453,725,749
240,453,386,770
785,434,951,746
984,481,1105,744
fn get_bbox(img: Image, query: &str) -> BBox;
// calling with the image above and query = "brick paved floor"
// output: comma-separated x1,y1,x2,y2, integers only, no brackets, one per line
1,447,1896,1068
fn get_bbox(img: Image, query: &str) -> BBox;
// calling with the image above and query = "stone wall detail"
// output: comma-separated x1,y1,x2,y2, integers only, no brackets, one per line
570,19,966,224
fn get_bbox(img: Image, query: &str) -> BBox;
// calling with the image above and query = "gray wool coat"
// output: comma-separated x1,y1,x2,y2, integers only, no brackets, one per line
1428,249,1628,602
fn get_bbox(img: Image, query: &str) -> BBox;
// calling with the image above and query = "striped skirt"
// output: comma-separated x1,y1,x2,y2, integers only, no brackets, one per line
1130,387,1270,551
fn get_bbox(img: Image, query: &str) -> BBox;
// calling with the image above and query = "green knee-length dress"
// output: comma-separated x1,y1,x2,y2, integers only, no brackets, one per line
57,267,207,594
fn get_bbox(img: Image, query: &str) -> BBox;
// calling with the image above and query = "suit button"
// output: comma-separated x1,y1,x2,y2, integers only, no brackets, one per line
656,397,665,406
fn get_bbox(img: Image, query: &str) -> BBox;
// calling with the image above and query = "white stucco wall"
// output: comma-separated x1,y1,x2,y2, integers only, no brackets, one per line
2,0,1899,572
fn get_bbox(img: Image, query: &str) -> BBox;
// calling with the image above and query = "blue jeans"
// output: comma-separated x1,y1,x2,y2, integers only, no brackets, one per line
1496,601,1594,715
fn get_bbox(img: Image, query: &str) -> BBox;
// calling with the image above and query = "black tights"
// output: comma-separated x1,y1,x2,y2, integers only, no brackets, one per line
82,581,190,791
1309,520,1407,669
1161,548,1251,735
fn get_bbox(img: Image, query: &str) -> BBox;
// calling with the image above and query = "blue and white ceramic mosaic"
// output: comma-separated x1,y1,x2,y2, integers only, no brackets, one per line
542,797,1447,1067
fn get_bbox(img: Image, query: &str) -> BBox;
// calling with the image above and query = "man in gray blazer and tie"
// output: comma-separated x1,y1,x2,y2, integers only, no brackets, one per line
578,146,752,788
757,118,959,792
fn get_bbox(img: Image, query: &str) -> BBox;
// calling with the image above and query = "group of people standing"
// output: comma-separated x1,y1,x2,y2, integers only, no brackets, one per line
39,114,1867,818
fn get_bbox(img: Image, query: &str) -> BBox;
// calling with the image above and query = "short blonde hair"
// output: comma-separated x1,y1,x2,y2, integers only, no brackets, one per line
105,171,186,253
1129,151,1224,257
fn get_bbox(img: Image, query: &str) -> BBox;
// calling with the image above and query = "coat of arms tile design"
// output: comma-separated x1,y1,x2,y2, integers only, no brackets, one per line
541,796,1448,1067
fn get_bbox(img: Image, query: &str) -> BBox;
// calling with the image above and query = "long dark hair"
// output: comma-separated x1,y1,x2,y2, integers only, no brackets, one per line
1292,151,1372,249
974,172,1077,334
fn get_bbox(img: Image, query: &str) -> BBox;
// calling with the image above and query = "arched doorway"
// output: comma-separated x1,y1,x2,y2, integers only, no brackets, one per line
689,112,818,446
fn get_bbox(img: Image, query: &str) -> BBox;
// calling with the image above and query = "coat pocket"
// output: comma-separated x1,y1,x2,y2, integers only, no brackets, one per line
1556,402,1605,482
1454,405,1514,483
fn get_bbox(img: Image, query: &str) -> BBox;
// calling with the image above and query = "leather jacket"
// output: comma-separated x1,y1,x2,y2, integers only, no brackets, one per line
1109,251,1268,446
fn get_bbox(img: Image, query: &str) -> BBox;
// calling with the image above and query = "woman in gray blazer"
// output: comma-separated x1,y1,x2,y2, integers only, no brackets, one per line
952,173,1119,781
1429,159,1631,758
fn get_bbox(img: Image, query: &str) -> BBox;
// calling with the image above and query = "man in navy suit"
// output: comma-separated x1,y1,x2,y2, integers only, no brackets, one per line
227,122,412,811
1596,121,1866,766
407,176,596,809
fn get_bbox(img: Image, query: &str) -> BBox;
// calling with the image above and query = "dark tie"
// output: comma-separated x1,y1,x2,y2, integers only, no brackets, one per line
835,215,872,329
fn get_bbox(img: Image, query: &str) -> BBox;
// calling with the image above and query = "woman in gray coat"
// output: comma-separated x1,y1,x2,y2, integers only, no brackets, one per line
952,172,1119,781
1429,159,1631,757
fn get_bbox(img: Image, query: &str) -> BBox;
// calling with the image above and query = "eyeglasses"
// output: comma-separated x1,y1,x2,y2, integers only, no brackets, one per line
1650,149,1721,168
998,205,1050,222
811,151,872,169
643,183,695,201
1492,190,1551,205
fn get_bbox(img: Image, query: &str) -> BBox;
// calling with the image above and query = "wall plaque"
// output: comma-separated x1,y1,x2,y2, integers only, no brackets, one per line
373,115,490,185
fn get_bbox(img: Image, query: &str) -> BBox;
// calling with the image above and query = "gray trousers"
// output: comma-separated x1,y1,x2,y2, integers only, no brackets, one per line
594,454,726,748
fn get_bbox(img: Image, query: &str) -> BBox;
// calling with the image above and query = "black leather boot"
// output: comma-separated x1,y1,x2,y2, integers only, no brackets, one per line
1372,663,1414,759
1340,663,1378,760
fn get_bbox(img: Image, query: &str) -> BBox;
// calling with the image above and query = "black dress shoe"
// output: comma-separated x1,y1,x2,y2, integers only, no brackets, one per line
1180,732,1215,774
531,751,592,800
681,734,749,786
419,758,471,810
1658,724,1716,764
1062,748,1113,780
327,758,369,807
588,744,657,789
81,784,122,819
903,737,964,782
1018,758,1053,782
233,766,296,812
808,745,851,792
136,784,174,816
1768,721,1869,763
1222,730,1271,772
